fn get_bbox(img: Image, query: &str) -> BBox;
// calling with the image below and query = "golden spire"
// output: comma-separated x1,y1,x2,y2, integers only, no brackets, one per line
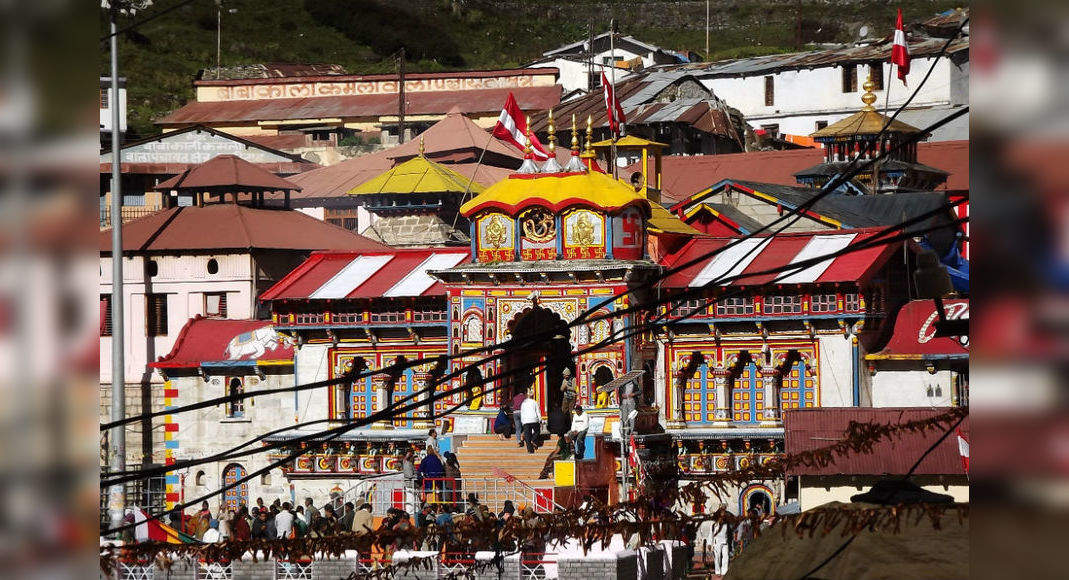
861,74,877,111
581,114,595,158
570,113,580,153
419,135,425,156
546,109,557,154
523,115,533,155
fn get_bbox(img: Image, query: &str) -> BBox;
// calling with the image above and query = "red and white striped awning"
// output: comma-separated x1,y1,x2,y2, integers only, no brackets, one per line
260,249,469,301
662,228,897,288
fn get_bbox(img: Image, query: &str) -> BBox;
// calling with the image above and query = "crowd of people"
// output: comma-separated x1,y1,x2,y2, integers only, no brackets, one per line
493,387,591,461
165,496,384,542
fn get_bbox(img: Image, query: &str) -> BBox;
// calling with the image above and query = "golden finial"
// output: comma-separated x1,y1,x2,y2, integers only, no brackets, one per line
861,74,877,110
546,109,556,154
419,135,425,156
584,114,594,154
570,113,580,152
523,115,533,155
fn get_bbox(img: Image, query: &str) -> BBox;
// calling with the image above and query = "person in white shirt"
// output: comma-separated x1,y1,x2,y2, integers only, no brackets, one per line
274,502,295,539
519,391,542,453
425,429,439,456
711,519,730,575
568,405,589,459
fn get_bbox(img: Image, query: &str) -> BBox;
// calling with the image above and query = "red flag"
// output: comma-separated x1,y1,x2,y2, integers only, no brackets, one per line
601,71,626,138
956,428,969,473
891,8,911,84
492,92,550,160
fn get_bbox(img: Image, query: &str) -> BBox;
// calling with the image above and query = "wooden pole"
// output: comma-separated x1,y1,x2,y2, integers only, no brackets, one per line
397,47,406,144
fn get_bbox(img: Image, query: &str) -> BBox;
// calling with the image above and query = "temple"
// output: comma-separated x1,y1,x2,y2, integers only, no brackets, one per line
150,94,968,516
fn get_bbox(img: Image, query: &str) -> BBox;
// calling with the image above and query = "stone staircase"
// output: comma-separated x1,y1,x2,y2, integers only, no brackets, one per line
452,433,560,511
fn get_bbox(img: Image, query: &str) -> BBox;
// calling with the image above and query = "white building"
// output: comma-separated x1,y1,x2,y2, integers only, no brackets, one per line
681,35,969,141
100,76,127,139
529,32,687,94
99,201,388,485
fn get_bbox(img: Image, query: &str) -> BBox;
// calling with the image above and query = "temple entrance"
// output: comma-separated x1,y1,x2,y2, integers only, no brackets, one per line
505,306,573,417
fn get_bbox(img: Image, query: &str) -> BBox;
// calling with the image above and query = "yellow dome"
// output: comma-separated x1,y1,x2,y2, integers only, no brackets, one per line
460,171,650,217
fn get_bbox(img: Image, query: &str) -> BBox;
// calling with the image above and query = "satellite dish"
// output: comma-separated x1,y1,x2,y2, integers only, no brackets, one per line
858,25,870,39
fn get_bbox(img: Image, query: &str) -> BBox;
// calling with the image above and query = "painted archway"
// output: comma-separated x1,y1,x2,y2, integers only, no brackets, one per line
505,306,572,415
740,483,774,517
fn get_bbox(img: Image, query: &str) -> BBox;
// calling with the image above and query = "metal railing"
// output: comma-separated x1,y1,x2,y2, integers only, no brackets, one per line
521,552,558,580
196,561,232,580
117,563,154,580
99,206,163,228
276,560,313,579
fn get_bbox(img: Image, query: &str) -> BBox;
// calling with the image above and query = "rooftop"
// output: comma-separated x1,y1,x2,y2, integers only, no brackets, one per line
348,154,485,197
784,407,969,476
459,170,650,217
154,154,301,192
99,204,389,254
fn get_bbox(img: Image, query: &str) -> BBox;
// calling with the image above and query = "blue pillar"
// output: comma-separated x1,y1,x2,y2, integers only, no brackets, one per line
605,214,615,259
851,335,861,406
555,214,563,258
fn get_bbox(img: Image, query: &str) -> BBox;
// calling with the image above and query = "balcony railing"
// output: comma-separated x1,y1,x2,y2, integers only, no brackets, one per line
99,206,163,229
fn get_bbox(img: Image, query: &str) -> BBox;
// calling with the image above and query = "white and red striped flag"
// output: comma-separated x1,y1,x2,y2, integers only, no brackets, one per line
602,71,626,138
956,428,969,473
891,8,911,84
492,92,550,160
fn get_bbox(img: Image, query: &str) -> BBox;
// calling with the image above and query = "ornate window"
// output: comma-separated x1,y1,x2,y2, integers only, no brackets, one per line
765,295,802,314
844,292,861,312
715,296,754,316
810,293,838,313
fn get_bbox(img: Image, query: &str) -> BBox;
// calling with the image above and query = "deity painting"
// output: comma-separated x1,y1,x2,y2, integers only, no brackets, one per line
563,209,606,259
477,213,515,262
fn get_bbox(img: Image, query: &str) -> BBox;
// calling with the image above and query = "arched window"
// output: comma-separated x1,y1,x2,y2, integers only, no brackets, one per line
740,484,774,517
195,470,206,486
221,464,248,512
226,377,244,418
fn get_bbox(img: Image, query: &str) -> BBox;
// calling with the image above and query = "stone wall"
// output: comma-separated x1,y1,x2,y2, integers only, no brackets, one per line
99,381,166,468
558,551,638,580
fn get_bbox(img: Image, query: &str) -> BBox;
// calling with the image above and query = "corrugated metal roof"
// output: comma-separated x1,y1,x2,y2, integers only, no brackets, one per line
156,85,561,125
99,204,390,253
783,407,969,476
661,227,896,288
259,248,469,301
674,37,969,78
154,155,301,192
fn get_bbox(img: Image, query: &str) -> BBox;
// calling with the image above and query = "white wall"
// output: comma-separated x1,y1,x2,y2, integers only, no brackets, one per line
99,253,255,385
800,479,968,510
100,86,127,133
870,369,955,407
528,59,632,94
816,333,858,408
702,56,958,136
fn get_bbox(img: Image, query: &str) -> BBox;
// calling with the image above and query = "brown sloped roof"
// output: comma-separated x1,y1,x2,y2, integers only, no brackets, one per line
385,106,521,161
99,204,390,253
784,407,969,476
154,155,301,192
156,85,561,125
630,140,969,203
811,108,924,139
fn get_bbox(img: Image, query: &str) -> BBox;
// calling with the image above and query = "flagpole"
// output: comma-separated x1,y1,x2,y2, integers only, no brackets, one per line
451,127,496,231
609,19,619,180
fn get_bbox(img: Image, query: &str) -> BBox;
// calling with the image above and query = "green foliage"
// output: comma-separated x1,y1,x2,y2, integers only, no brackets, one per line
104,0,963,138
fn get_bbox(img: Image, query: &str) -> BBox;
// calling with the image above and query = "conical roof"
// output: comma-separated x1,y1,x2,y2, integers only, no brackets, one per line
460,171,648,216
154,154,300,192
386,106,520,161
811,79,923,140
348,154,486,196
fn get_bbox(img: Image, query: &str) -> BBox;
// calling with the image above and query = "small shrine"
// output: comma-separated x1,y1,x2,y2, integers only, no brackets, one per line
795,76,949,194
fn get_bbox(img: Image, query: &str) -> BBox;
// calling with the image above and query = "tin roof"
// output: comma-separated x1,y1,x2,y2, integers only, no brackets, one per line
193,67,555,87
348,154,485,196
149,317,294,369
384,107,521,162
156,85,561,125
661,228,896,288
673,37,969,78
99,204,390,253
639,140,968,203
154,154,302,192
784,407,969,476
259,248,469,301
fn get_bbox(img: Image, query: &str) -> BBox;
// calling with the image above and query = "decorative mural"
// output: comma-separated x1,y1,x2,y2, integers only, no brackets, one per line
476,213,514,262
612,207,645,260
562,209,606,259
519,207,557,261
